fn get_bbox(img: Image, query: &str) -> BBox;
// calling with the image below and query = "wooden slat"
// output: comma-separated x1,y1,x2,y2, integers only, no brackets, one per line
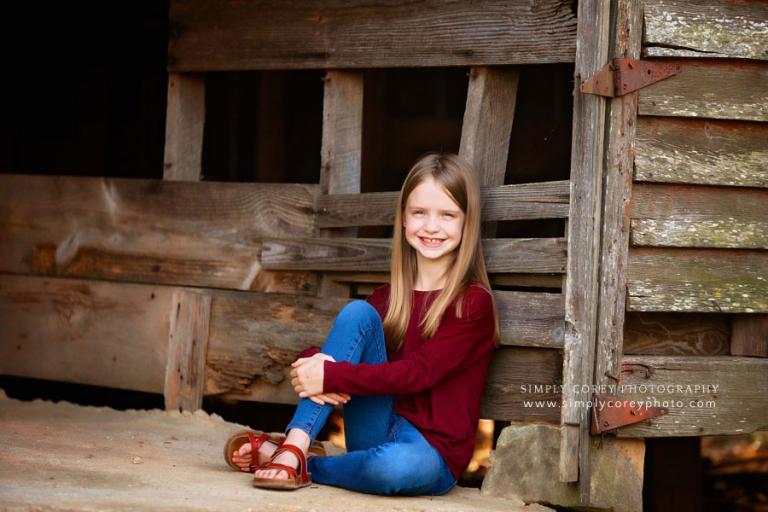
638,60,768,122
495,291,564,349
318,70,364,297
480,347,562,422
168,0,577,71
643,0,768,61
730,315,768,358
163,73,205,181
316,181,570,228
0,274,171,393
593,0,642,475
559,0,611,492
623,312,730,356
0,174,317,292
330,272,564,293
164,290,211,412
459,66,519,237
612,356,768,437
631,184,768,249
262,237,566,273
627,248,768,313
635,117,768,189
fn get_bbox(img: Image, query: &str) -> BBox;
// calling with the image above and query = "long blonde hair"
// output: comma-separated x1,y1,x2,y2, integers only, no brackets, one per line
383,152,501,351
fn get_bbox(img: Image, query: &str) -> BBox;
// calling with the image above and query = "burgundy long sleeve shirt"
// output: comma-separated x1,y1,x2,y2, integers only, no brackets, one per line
321,283,497,479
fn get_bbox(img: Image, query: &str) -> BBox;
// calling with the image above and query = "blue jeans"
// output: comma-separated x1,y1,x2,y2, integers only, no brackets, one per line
284,300,457,496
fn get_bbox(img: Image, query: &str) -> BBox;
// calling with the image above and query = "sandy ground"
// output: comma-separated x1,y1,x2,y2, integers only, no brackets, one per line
0,391,552,512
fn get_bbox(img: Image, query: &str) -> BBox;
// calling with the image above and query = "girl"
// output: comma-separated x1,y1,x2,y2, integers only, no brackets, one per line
226,152,500,495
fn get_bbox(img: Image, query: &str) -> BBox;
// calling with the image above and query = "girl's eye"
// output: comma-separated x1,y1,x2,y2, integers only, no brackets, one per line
444,213,455,219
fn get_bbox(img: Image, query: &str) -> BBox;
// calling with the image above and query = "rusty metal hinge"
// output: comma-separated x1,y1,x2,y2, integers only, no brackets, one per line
580,58,681,98
590,392,669,434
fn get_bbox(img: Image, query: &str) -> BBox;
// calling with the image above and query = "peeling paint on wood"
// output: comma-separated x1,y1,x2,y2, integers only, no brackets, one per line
639,59,768,122
627,248,768,313
643,0,768,61
635,117,768,188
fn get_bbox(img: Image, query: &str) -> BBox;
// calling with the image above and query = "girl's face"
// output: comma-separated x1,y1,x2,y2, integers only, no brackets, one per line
402,177,465,264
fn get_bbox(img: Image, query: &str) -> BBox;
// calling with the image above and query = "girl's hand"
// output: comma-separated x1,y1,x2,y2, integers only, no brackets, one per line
306,392,351,406
290,355,331,397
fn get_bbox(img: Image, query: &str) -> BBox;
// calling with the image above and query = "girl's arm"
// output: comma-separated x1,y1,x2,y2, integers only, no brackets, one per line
323,288,495,396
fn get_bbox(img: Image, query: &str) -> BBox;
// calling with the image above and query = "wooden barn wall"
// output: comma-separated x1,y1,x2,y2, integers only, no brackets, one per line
609,0,768,437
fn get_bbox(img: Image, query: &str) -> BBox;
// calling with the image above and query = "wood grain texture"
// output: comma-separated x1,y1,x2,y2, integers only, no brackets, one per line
559,0,611,490
262,237,567,273
163,73,205,181
0,174,317,292
635,117,768,188
623,312,730,356
631,184,768,249
164,290,211,411
168,0,577,71
730,315,768,357
638,59,768,122
593,0,642,420
612,356,768,437
460,66,519,238
495,291,565,349
0,274,171,393
480,347,563,422
643,0,768,60
316,180,570,228
318,70,364,297
627,248,768,313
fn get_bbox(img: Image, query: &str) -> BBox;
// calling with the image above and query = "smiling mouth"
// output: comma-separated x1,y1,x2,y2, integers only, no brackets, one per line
419,237,446,247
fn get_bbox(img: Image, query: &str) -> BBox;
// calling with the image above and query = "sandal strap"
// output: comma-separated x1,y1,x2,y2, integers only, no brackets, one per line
267,444,310,486
246,432,284,471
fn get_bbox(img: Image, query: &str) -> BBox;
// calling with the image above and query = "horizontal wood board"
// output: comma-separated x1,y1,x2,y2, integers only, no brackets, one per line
262,237,567,273
634,117,768,188
638,60,768,122
168,0,577,70
631,184,768,249
627,248,768,313
316,181,570,228
643,0,768,60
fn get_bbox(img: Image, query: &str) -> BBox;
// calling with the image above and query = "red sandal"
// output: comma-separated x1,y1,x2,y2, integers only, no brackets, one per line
252,444,312,490
223,431,326,472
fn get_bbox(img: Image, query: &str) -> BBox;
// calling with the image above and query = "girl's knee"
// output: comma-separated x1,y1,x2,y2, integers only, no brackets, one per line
364,444,442,494
338,300,379,326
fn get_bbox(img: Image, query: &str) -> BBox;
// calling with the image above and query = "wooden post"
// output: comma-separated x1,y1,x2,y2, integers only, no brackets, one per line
163,73,206,181
558,0,611,505
731,315,768,357
459,67,519,238
164,290,211,411
318,70,364,297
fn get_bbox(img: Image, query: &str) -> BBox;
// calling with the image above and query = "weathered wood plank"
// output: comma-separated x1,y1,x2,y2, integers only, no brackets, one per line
0,274,171,393
164,290,211,412
495,291,565,349
318,70,364,298
731,315,768,357
332,272,564,294
631,184,768,249
635,117,768,189
0,174,317,292
612,356,768,437
593,0,642,457
623,312,730,356
262,237,567,273
627,248,768,313
643,0,768,61
168,0,577,71
459,66,519,237
559,0,611,491
316,181,570,228
480,347,562,422
638,59,768,122
163,73,205,181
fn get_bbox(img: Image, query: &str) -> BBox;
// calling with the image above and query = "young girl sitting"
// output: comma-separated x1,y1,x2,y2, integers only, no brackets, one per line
225,151,500,495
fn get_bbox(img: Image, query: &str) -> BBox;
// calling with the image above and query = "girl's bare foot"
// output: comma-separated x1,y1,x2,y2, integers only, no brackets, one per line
231,436,279,472
253,429,310,481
